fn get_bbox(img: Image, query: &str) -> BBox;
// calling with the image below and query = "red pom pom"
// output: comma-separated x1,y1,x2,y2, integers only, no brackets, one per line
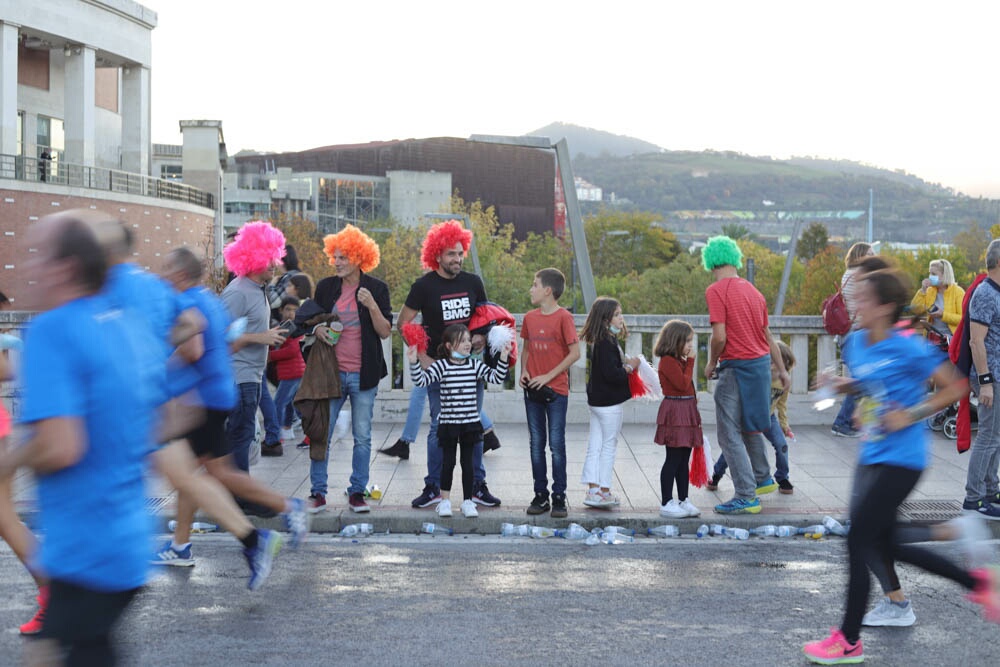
689,442,709,488
401,322,429,353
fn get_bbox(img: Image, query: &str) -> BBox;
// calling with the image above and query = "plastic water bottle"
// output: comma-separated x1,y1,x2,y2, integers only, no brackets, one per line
421,522,453,536
647,525,680,538
556,524,591,540
584,532,602,546
529,526,557,539
695,524,710,539
775,525,796,537
752,525,777,537
710,524,727,536
603,525,636,537
600,531,636,545
339,523,374,537
822,516,848,537
798,525,827,537
167,520,217,533
500,523,531,537
724,527,750,540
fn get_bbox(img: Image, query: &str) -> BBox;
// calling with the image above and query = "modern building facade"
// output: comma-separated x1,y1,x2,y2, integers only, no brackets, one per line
0,1,216,304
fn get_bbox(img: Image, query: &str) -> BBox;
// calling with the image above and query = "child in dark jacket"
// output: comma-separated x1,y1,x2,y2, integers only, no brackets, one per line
580,297,638,509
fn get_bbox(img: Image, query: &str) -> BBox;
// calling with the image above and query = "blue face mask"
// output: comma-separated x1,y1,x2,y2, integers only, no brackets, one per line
929,275,940,287
450,350,470,360
609,325,621,335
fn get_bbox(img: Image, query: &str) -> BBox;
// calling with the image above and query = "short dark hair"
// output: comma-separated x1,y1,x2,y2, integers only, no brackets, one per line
54,218,107,293
279,296,300,310
862,269,912,324
289,273,313,300
282,244,299,271
535,268,565,300
166,247,204,282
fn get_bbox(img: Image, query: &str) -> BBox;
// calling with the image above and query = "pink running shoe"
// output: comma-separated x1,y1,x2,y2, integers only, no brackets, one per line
967,567,1000,623
803,628,864,665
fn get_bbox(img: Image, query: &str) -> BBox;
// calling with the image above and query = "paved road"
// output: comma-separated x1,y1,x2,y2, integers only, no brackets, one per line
1,535,997,666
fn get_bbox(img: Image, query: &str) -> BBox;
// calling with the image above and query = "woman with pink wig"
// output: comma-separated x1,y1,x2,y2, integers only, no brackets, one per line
299,224,392,514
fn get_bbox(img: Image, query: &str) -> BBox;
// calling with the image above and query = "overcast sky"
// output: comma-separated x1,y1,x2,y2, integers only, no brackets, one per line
146,0,999,197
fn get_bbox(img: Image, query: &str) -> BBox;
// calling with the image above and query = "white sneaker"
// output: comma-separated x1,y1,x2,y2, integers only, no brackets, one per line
660,499,687,518
461,499,479,518
680,498,701,518
437,498,452,517
862,596,916,627
583,490,603,507
280,427,295,443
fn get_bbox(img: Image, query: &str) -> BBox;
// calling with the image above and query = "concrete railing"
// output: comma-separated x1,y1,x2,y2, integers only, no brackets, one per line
1,311,836,425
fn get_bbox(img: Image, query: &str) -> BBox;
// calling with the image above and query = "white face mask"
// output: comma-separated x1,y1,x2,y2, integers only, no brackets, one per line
609,325,621,335
929,275,940,287
450,350,470,360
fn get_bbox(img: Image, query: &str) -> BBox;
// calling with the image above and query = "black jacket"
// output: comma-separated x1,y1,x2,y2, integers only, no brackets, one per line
586,337,631,407
307,272,392,391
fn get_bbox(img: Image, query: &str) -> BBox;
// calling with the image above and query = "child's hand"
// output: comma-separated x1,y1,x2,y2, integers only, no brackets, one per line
405,345,418,364
784,427,795,440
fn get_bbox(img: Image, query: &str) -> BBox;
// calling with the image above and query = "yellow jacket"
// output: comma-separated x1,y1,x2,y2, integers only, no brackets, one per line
910,282,965,333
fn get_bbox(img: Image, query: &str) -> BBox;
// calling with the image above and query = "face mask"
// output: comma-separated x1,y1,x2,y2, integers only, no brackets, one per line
929,275,940,287
450,350,470,360
609,325,621,335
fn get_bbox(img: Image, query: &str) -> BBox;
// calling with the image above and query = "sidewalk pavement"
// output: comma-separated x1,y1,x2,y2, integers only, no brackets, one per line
10,419,984,536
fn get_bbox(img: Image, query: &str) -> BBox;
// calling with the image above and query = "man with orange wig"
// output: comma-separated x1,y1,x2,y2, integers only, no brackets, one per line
300,224,392,514
393,220,502,509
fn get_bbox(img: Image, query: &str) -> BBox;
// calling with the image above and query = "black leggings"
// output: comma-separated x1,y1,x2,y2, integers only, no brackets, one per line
660,446,692,504
440,429,479,500
842,464,976,643
39,579,141,667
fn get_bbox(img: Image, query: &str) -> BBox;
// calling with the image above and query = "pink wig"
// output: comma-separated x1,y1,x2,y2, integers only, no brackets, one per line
323,224,380,273
421,219,472,270
223,221,286,277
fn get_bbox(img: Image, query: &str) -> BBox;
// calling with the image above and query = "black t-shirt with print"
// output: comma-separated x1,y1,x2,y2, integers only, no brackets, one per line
404,271,487,358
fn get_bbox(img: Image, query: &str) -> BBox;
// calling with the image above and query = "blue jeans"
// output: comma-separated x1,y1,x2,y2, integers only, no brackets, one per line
713,413,789,482
273,378,302,428
401,385,427,443
423,382,486,489
524,393,569,495
405,383,493,441
258,379,280,444
833,338,857,432
310,372,378,496
228,382,261,472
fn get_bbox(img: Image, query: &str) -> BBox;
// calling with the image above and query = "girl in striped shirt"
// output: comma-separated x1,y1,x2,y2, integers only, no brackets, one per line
408,324,510,518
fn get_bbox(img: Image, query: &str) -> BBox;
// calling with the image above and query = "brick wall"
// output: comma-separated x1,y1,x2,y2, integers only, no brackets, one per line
0,188,213,305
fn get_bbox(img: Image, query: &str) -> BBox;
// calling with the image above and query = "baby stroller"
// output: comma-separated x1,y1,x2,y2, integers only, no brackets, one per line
921,319,979,440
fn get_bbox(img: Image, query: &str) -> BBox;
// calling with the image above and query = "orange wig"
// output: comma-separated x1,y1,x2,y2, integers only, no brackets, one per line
421,220,472,271
323,224,380,273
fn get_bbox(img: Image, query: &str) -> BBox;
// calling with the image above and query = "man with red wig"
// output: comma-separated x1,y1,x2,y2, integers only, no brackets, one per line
392,220,502,509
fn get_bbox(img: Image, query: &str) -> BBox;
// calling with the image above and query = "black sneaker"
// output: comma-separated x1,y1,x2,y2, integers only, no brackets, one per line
380,439,410,460
483,430,501,452
411,485,442,508
831,425,860,438
261,442,283,457
963,498,1000,520
706,473,722,491
472,481,501,507
551,493,568,518
526,492,550,515
778,479,794,495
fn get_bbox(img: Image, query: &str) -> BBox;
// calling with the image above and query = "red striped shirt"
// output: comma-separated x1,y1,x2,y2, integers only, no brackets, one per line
706,278,770,360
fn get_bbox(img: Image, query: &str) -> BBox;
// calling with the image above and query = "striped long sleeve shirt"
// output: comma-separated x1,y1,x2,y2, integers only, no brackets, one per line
411,357,509,424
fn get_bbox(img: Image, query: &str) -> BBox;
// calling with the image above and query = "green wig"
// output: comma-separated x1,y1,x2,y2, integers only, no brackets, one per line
701,235,743,271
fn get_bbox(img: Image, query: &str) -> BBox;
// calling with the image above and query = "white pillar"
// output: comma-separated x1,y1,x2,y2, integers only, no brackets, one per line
0,22,19,157
64,45,96,166
121,65,150,174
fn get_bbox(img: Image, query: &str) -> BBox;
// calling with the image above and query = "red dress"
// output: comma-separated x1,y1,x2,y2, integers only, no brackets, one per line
654,355,703,448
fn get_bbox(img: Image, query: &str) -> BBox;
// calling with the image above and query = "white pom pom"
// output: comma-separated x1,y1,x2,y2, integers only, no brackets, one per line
487,324,515,356
634,354,663,402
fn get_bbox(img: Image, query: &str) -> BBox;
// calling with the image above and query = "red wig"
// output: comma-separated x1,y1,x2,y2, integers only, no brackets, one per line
323,224,380,273
223,221,286,277
421,219,472,271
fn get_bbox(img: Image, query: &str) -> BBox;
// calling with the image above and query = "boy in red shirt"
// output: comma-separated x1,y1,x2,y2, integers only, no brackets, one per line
519,268,581,518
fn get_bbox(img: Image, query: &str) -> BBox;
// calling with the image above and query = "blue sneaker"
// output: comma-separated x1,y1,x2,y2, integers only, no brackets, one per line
714,497,762,514
756,477,778,495
283,497,310,548
244,529,282,591
150,540,194,567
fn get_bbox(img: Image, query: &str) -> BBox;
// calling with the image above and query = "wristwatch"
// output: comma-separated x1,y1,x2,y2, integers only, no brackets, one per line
979,373,994,385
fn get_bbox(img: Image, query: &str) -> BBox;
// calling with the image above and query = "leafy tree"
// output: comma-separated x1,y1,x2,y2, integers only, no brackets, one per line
952,222,990,282
736,239,801,310
269,213,331,286
882,244,971,292
369,220,426,310
721,223,751,240
786,245,846,315
796,222,830,262
585,209,680,277
619,252,713,315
